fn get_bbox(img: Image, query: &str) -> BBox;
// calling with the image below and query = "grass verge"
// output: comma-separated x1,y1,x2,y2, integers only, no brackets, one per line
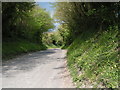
2,39,47,60
67,26,118,88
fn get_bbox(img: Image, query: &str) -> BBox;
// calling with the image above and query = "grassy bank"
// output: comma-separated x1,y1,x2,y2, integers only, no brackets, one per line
2,39,47,60
67,27,118,88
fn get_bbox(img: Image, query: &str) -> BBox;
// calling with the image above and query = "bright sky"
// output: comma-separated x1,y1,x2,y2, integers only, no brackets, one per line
36,2,59,31
36,2,55,18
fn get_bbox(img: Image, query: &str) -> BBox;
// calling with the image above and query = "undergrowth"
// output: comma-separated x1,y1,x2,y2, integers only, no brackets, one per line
2,39,47,60
67,26,118,88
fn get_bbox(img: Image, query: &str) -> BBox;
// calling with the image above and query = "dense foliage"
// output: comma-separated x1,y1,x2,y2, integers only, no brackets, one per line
42,31,63,48
54,2,119,88
2,2,54,43
55,2,119,45
2,2,54,59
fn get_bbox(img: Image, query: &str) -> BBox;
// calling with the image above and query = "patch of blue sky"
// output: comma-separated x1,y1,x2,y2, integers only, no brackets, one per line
36,2,60,32
36,2,55,18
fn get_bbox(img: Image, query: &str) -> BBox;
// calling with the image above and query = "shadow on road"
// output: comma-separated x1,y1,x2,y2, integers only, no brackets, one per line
2,49,61,77
53,66,66,69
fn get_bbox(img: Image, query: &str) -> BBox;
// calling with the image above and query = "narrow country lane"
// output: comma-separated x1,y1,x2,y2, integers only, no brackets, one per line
2,49,74,88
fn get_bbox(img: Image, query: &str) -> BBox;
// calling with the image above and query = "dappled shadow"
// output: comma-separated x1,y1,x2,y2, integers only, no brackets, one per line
53,66,66,69
2,49,61,78
53,64,71,80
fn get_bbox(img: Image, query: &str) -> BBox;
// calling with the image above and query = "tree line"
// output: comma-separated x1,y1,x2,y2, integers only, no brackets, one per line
2,2,54,43
54,2,119,46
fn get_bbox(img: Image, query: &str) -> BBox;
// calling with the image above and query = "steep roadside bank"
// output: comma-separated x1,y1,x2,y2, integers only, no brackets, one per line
67,28,118,88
